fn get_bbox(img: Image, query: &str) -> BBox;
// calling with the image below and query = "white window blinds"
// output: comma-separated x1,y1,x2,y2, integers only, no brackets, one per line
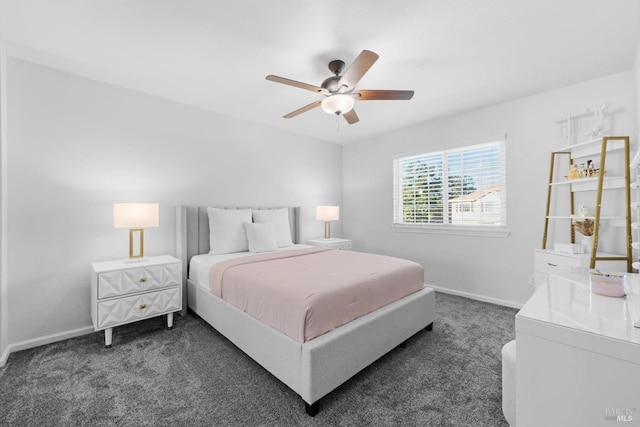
394,139,506,228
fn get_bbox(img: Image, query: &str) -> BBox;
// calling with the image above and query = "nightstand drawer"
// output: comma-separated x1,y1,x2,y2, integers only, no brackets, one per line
98,262,181,299
96,286,181,329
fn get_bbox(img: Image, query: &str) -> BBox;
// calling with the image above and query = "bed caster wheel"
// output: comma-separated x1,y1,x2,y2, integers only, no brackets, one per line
305,402,319,417
167,326,174,331
105,344,112,349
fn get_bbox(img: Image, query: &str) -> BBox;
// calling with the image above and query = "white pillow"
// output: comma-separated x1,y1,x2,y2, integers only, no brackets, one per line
243,222,278,253
252,208,293,247
207,207,252,254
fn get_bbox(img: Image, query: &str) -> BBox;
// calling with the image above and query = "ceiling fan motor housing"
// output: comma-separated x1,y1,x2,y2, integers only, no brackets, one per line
322,59,347,93
321,75,341,93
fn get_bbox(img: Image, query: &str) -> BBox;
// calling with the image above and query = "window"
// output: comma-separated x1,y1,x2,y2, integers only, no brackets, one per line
393,139,507,236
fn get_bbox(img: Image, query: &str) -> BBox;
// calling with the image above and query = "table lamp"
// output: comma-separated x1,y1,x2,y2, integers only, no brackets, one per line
316,205,339,239
113,203,159,261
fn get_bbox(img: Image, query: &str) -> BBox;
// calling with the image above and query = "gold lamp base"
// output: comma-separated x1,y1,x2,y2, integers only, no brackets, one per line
124,228,148,263
324,221,331,239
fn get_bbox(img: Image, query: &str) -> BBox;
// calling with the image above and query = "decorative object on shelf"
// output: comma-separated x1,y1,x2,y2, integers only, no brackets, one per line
566,160,601,180
316,205,339,239
555,103,610,146
581,235,593,253
113,203,159,261
584,103,609,139
572,218,594,236
567,164,579,179
573,218,594,253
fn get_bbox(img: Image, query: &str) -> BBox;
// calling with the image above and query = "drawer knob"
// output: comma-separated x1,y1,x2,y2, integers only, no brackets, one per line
139,277,147,283
140,304,147,309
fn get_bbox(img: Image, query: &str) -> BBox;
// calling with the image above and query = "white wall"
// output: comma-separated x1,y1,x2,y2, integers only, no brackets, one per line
0,41,8,364
3,58,342,351
343,71,637,307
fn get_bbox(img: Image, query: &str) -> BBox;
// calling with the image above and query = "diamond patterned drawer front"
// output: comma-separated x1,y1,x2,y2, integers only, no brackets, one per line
330,241,352,250
97,287,180,329
98,262,181,299
306,238,352,251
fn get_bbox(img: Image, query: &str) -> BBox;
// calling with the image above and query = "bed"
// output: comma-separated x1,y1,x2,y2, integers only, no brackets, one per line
176,206,435,416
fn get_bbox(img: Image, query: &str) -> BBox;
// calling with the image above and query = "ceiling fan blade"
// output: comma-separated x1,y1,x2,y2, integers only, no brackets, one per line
343,109,360,125
355,89,414,100
338,50,379,90
283,100,322,118
266,75,323,93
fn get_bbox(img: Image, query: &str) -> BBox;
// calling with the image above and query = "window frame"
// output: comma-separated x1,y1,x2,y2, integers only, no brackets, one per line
392,137,510,238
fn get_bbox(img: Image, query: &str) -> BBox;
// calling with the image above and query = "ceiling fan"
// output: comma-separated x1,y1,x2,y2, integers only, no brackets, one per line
266,50,414,125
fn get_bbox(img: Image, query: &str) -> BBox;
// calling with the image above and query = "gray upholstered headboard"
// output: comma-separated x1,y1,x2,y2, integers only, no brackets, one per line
175,206,300,314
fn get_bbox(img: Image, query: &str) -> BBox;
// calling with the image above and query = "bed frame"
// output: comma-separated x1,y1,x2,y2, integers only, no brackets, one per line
176,205,435,416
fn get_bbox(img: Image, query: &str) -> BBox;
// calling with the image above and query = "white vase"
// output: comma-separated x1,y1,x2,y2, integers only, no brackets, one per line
581,235,593,253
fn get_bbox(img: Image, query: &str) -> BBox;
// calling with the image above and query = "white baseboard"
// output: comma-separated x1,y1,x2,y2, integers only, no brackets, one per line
427,284,523,309
0,345,9,367
2,325,94,365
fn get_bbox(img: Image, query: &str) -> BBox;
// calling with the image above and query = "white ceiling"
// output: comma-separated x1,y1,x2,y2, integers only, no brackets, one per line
1,0,639,144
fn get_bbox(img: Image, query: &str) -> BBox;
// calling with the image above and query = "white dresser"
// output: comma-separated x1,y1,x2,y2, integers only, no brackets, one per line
516,274,640,426
91,255,182,347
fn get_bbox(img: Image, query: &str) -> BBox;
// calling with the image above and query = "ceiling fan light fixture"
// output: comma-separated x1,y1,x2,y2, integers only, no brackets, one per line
321,94,355,116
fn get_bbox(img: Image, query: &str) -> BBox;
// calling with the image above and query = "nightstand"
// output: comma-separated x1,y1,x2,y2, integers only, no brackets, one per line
91,255,182,347
306,238,352,251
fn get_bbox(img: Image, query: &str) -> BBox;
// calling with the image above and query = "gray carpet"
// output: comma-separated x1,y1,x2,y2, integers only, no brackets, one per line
0,292,517,426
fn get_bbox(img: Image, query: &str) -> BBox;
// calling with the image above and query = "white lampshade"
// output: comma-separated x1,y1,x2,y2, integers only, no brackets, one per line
113,203,159,228
316,206,340,221
321,94,355,116
114,203,159,261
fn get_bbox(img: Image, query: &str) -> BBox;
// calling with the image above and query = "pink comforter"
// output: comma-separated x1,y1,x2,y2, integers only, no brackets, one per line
209,247,424,342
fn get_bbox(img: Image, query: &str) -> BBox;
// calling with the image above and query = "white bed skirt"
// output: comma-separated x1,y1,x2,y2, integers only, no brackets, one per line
188,279,435,405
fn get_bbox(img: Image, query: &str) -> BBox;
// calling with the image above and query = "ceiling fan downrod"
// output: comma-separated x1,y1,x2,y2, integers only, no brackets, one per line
327,59,345,76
